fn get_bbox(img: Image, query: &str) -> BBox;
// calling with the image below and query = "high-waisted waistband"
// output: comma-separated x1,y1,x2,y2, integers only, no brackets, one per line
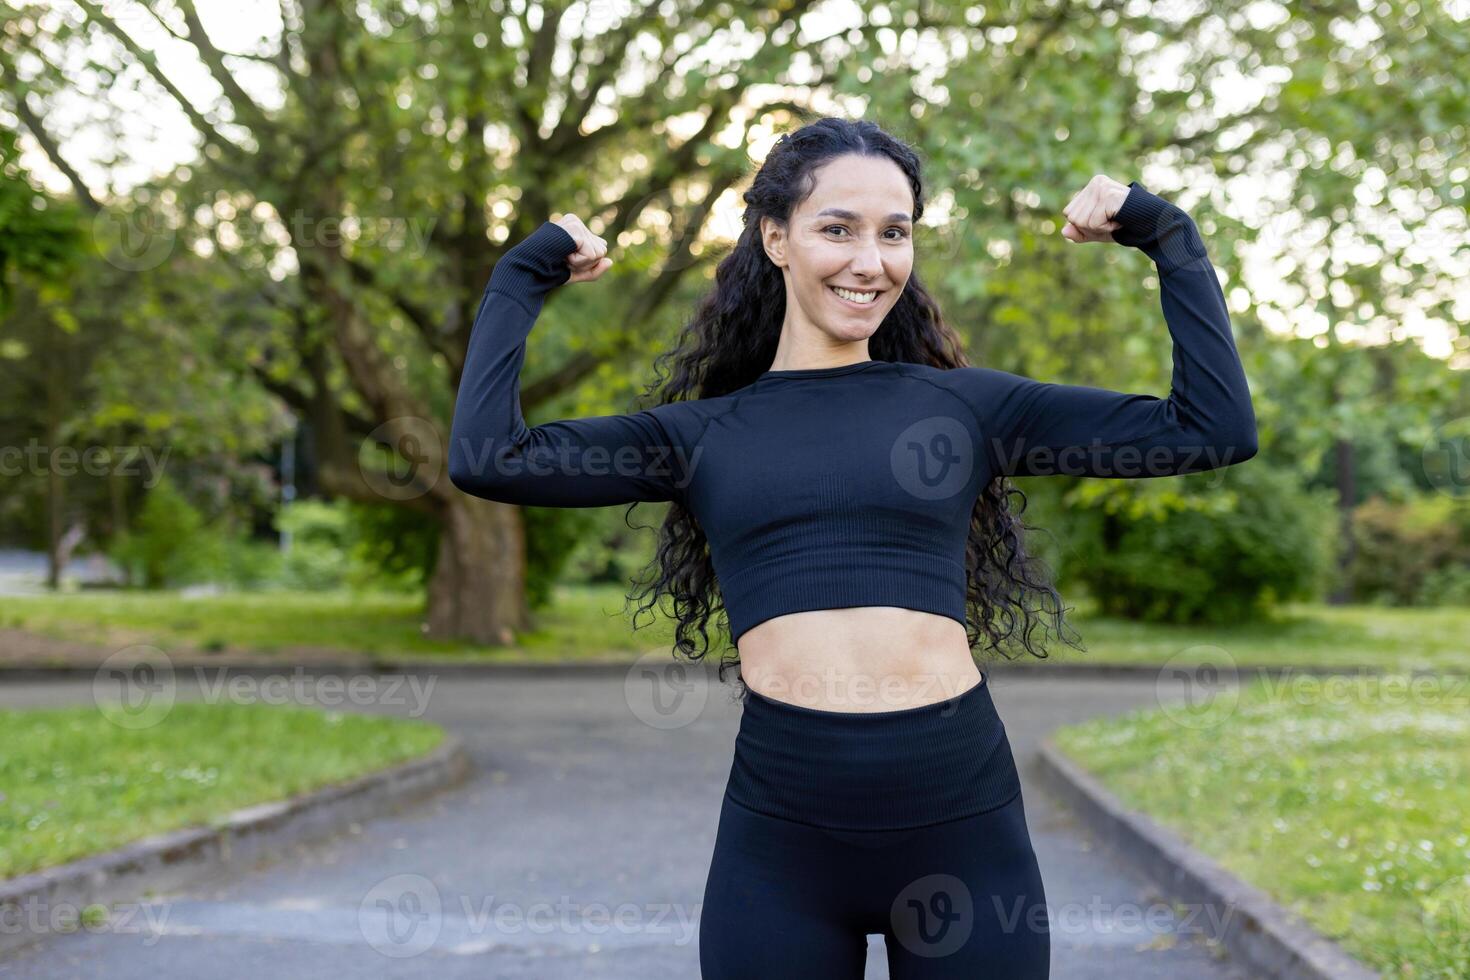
724,674,1022,832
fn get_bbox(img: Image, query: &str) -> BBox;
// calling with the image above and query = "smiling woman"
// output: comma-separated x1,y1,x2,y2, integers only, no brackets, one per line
760,156,915,362
448,114,1256,979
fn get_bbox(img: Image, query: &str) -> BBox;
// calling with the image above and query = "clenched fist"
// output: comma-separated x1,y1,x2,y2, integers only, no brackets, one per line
553,213,613,284
1061,175,1131,244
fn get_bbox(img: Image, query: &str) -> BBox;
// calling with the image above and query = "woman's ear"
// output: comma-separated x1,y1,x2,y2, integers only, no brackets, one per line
759,215,788,269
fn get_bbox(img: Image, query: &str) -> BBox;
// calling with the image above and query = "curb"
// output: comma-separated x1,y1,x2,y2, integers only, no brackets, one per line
0,658,671,680
0,734,473,957
1,657,1460,681
1035,738,1380,980
990,662,1464,681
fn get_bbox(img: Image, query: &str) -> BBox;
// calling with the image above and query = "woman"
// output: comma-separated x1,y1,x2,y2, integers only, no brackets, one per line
448,116,1257,979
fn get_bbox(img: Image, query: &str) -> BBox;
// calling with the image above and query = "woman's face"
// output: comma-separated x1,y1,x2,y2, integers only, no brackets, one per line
761,153,915,346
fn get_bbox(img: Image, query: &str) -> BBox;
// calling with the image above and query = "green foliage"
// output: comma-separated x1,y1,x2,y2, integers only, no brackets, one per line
1051,463,1338,624
196,531,283,590
273,500,354,591
106,476,209,588
522,504,603,609
341,499,438,591
104,490,436,593
558,502,673,588
10,0,1469,643
1346,494,1470,606
270,498,435,592
0,125,88,310
1420,564,1470,606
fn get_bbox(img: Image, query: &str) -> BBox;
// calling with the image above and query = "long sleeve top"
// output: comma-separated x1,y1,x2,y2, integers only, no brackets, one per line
449,181,1257,644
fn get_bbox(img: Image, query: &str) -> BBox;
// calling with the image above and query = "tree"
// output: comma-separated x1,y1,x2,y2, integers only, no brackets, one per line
0,123,89,587
4,0,1463,642
4,0,855,641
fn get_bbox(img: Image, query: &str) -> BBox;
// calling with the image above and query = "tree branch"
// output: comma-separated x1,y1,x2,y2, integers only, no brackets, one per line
175,0,279,134
9,90,102,213
71,0,255,166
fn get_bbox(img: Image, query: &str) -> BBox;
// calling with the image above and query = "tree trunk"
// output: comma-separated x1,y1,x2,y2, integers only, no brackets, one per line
44,331,64,591
1329,436,1356,605
425,493,530,645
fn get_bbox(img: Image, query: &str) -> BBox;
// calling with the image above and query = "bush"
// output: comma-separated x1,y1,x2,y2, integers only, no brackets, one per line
106,490,438,593
107,477,208,588
1049,462,1338,624
270,498,435,592
557,504,667,589
274,499,353,590
195,529,283,589
1347,494,1470,606
340,499,437,591
1419,564,1470,605
522,504,604,608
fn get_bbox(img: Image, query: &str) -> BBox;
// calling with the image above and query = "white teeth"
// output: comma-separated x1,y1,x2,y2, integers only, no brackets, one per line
832,286,878,304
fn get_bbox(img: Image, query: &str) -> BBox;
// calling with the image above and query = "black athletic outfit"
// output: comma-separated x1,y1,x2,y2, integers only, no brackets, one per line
448,180,1257,978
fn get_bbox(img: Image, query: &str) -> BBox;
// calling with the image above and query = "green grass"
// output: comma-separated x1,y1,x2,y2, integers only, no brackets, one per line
0,584,686,662
0,702,445,879
1035,600,1470,670
3,585,1470,669
1053,675,1470,978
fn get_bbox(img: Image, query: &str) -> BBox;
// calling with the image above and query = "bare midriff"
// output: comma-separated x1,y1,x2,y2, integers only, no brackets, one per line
736,607,984,713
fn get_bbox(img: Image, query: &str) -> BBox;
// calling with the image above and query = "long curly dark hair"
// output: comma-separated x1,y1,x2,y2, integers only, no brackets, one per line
621,114,1084,702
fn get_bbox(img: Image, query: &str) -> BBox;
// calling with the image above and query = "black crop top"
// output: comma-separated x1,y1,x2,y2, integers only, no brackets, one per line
449,181,1258,645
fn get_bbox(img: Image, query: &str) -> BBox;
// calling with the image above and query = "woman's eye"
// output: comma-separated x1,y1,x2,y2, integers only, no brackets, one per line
824,225,910,239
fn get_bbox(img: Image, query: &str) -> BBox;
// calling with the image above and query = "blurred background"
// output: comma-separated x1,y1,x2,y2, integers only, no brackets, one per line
0,1,1467,977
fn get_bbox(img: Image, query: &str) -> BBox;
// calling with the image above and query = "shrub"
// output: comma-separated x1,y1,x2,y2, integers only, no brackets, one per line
274,499,352,590
1347,494,1470,606
194,529,283,589
340,499,437,591
523,504,603,608
107,477,208,588
1049,462,1338,624
269,498,437,592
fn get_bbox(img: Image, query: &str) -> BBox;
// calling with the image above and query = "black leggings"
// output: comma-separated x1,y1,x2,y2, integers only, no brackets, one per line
699,674,1050,979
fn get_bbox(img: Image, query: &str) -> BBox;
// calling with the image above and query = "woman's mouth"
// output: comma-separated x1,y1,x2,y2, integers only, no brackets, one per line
828,285,882,308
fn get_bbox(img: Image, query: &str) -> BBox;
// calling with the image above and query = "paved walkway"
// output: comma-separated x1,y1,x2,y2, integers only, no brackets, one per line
0,671,1253,978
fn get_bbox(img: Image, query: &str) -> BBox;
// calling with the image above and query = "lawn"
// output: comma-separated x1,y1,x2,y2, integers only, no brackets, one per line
1053,674,1470,978
0,701,445,880
3,584,1469,669
0,584,682,662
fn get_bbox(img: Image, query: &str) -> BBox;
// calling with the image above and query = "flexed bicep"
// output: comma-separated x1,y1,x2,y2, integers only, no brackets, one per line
448,220,698,507
947,182,1257,480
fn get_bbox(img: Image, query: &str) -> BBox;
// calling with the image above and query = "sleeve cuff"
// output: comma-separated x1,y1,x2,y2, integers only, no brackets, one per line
1111,181,1211,275
488,220,579,299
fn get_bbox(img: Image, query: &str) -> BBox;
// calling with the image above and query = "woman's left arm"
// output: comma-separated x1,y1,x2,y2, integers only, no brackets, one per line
946,178,1258,479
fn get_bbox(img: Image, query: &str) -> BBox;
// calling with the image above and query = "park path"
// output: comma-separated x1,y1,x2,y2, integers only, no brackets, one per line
0,670,1253,979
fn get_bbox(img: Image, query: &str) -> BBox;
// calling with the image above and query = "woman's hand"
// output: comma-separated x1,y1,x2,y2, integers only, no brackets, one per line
1061,175,1131,244
553,213,613,284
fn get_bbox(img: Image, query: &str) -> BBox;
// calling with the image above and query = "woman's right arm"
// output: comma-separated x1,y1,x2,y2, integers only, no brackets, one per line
448,220,694,507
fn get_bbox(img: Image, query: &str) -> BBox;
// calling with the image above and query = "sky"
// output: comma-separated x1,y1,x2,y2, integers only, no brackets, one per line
15,0,1467,363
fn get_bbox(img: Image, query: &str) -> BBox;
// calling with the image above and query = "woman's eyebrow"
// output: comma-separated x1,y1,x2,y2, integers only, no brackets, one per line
814,208,913,223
